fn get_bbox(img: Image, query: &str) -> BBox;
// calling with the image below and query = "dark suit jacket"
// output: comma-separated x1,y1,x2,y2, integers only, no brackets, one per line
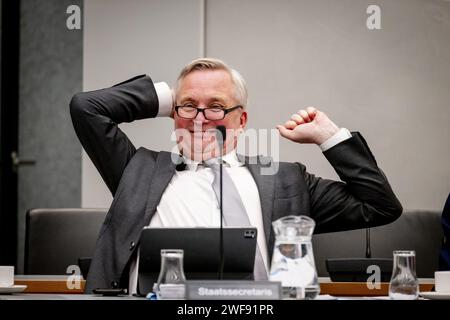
70,75,403,293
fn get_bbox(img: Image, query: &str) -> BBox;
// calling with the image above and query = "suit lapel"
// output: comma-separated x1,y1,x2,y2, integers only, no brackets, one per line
143,151,178,224
240,155,276,249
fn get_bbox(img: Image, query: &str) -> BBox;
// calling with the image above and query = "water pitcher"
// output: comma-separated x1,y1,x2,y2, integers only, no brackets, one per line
269,215,320,299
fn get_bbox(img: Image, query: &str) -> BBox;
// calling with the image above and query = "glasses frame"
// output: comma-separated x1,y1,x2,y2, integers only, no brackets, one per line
174,105,243,120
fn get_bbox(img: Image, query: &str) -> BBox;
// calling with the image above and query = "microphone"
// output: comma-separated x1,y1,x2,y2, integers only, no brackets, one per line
216,125,226,280
325,227,393,282
216,125,227,151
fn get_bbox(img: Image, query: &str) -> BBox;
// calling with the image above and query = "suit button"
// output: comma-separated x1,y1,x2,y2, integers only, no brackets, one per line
129,241,135,251
110,281,119,288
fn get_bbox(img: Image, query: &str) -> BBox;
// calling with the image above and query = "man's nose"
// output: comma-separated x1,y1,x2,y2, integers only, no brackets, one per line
193,109,209,123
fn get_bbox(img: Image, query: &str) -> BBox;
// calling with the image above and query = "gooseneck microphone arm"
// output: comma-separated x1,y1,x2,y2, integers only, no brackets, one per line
216,125,226,280
365,228,372,259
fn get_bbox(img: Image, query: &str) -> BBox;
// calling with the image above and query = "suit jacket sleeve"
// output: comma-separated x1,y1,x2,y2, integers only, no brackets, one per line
70,75,160,195
302,132,403,233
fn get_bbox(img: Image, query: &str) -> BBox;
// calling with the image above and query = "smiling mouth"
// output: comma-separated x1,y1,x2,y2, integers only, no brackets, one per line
189,130,214,134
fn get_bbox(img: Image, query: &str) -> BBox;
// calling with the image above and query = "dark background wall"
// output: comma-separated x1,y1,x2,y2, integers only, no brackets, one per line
16,0,82,273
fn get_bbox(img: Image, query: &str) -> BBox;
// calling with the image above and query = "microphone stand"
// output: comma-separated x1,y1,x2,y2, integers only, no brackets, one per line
216,126,226,280
219,152,224,279
365,228,372,259
326,226,393,282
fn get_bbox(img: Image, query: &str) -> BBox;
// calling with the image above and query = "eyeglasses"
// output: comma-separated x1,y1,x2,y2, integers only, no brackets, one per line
174,105,243,120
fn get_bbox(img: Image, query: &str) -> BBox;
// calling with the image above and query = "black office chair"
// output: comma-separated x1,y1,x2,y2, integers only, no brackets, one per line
24,208,108,276
313,209,443,279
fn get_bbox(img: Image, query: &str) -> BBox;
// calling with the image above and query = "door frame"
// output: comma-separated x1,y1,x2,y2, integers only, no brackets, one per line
0,0,20,266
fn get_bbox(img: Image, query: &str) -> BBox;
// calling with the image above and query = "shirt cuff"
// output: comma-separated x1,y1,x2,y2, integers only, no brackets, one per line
319,128,352,152
154,82,173,117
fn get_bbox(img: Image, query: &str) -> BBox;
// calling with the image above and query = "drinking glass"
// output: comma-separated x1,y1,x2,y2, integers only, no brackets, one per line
388,250,419,300
154,249,186,300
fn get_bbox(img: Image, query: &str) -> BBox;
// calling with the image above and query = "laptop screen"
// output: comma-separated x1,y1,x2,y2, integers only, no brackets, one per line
137,227,257,296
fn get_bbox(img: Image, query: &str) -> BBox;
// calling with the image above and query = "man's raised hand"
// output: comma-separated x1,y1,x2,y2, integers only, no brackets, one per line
277,107,340,145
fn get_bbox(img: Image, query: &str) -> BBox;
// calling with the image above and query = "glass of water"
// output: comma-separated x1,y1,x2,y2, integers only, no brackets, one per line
154,249,186,300
388,250,419,300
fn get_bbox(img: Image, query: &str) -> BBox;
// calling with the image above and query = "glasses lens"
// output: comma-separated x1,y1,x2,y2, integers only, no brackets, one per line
178,106,197,119
204,108,224,120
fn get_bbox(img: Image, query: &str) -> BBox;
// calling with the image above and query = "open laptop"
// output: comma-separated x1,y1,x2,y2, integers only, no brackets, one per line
137,227,257,296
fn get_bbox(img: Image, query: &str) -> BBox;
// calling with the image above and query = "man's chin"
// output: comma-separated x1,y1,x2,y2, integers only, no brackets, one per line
177,138,236,161
193,138,217,152
182,151,216,162
177,143,218,162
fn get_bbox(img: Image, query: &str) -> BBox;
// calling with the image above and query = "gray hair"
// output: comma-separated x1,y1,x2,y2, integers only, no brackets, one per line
174,58,248,108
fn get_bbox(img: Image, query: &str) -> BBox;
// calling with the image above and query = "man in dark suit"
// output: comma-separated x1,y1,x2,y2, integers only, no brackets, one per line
70,58,402,294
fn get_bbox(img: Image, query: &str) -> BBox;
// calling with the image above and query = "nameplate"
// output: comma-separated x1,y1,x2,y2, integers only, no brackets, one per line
186,280,281,300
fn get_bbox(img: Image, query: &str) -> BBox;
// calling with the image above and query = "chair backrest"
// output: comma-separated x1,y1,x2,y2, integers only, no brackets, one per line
25,208,108,275
312,210,443,278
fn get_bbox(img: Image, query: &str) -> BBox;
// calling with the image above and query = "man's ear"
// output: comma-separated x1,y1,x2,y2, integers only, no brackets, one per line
240,111,248,129
170,88,176,119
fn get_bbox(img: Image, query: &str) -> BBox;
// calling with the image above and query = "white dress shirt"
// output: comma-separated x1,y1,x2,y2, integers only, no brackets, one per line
128,82,352,295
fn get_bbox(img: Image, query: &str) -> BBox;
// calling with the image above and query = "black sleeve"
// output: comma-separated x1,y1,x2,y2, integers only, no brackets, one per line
303,132,403,233
69,75,160,195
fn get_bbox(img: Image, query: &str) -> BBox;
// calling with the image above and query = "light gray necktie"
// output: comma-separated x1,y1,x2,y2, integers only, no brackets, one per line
206,161,268,281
